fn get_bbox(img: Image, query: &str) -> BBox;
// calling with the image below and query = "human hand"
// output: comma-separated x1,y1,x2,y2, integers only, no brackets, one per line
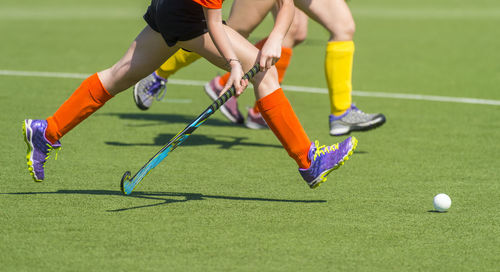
221,59,249,97
258,36,282,71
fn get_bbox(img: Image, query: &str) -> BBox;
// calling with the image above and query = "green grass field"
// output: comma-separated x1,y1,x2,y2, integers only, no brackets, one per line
1,0,499,271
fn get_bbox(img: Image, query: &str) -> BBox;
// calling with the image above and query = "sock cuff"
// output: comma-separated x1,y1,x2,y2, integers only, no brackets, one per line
153,71,167,81
90,73,113,103
256,88,287,112
326,40,355,52
252,102,260,114
45,116,60,144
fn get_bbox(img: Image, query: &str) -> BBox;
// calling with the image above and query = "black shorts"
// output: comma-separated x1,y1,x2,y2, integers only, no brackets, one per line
144,0,208,47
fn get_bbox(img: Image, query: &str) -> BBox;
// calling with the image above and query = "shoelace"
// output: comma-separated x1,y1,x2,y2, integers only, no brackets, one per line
353,109,369,116
146,77,167,101
155,85,166,101
312,140,339,161
44,143,62,164
350,104,370,116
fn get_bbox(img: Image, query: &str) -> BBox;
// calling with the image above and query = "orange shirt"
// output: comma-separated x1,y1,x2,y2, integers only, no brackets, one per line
192,0,223,9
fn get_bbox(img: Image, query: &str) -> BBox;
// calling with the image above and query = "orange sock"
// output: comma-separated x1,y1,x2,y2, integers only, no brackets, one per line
275,47,292,83
218,38,293,87
254,38,268,50
45,73,113,144
218,72,230,87
252,103,260,114
257,89,311,169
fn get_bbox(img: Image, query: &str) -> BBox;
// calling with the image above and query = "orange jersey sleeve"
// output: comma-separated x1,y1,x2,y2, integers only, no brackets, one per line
192,0,223,9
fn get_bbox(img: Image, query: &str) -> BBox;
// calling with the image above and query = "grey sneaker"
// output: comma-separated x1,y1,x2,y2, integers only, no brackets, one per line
329,104,386,136
133,72,167,110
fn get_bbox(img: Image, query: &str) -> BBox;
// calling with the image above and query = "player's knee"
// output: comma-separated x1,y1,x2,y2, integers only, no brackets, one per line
345,21,356,38
288,11,308,46
292,27,308,46
333,21,356,41
253,67,280,93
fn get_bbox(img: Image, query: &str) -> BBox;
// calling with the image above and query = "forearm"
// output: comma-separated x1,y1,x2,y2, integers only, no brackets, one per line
204,8,238,65
269,0,295,42
203,7,247,95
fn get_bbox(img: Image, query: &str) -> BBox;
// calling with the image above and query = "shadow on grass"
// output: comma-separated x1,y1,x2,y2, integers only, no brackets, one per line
1,190,326,212
106,133,281,150
104,113,237,128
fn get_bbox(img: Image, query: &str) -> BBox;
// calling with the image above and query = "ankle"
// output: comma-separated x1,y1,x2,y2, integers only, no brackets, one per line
45,117,58,145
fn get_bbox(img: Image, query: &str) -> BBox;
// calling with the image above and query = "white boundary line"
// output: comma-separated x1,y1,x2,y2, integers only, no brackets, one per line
1,69,499,106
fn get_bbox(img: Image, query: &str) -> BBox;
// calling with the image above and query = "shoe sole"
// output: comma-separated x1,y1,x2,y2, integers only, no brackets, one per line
22,120,42,182
244,120,268,130
203,82,240,124
309,137,358,189
133,83,150,111
330,115,386,136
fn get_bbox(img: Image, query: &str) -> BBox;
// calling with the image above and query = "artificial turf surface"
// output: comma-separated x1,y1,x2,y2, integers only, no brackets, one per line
1,0,499,271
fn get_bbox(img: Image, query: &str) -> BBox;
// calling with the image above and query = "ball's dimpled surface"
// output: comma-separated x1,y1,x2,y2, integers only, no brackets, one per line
433,193,452,212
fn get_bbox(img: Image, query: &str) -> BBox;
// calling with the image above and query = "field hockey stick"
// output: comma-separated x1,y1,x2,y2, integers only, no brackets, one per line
120,63,260,195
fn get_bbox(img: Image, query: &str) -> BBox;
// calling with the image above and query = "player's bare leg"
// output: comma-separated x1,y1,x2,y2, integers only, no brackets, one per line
245,7,309,129
294,0,386,135
23,26,179,182
98,26,179,96
226,0,276,38
200,0,278,123
294,0,355,42
179,28,358,188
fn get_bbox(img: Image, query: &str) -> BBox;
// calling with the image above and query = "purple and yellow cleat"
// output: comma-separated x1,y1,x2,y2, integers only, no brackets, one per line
23,119,61,182
299,136,358,189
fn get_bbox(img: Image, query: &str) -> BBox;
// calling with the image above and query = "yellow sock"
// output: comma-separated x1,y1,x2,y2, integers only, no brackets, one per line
325,41,354,116
156,49,202,79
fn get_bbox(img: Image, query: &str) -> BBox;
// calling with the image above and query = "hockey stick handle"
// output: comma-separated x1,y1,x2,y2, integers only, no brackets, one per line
209,63,260,112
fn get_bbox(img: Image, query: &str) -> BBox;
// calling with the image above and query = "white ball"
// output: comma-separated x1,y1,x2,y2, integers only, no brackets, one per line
433,193,452,212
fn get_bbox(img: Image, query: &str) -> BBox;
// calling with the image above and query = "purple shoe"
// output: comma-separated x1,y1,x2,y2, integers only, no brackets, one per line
204,76,244,124
23,119,61,182
299,137,358,189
